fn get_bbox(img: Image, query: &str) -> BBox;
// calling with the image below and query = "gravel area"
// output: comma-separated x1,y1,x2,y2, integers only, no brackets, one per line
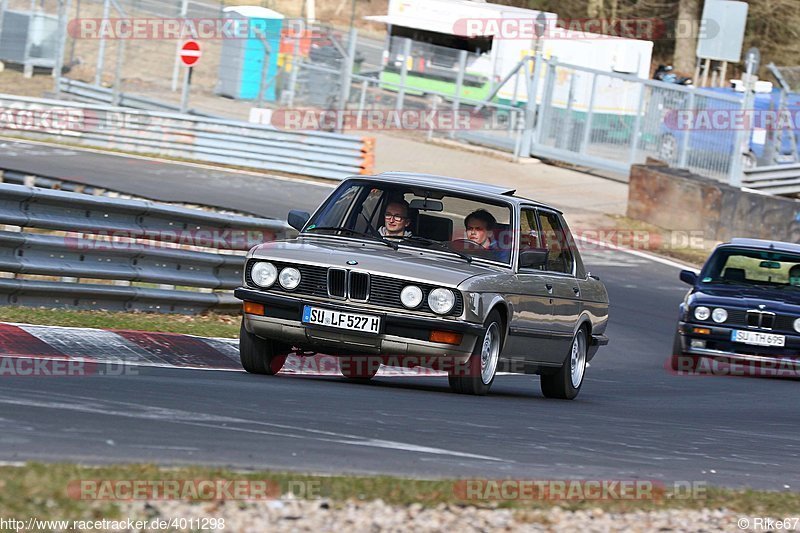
122,498,756,532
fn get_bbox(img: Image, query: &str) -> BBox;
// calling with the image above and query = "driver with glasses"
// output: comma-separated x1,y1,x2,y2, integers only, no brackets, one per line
379,200,413,238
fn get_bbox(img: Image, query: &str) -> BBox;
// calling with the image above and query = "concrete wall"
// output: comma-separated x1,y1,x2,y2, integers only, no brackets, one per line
627,163,800,243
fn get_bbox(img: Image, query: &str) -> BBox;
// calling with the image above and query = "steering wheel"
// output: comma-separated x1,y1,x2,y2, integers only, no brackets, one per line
449,239,484,251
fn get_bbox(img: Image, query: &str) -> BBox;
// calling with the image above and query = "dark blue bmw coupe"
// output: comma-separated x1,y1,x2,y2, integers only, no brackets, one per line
673,238,800,374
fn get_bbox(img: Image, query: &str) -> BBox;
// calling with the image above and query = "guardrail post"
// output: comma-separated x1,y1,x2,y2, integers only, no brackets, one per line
111,25,126,106
52,0,71,96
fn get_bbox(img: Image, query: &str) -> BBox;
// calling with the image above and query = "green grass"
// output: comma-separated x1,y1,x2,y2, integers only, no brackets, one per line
0,307,240,338
0,463,798,520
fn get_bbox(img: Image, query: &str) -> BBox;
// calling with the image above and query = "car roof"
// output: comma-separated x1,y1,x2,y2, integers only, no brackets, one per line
350,172,560,212
722,238,800,254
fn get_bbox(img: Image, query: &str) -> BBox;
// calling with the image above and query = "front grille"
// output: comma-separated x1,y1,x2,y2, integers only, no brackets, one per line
761,313,776,330
746,310,776,330
727,309,747,326
328,268,346,298
746,311,760,328
246,259,462,316
349,271,370,301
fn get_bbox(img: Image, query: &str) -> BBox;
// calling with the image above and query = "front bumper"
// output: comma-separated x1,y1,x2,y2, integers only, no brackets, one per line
235,287,485,361
677,321,800,362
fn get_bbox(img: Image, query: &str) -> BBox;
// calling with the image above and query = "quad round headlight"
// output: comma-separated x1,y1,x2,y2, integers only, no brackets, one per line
693,306,710,321
712,308,728,323
428,288,455,315
250,261,277,288
279,267,301,289
794,318,800,334
400,285,423,308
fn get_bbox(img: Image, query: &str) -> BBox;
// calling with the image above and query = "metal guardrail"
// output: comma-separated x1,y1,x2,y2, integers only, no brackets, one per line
0,181,294,313
57,78,221,117
0,92,375,180
743,163,800,195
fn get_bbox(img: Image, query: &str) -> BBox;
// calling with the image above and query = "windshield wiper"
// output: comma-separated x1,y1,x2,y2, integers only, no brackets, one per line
305,226,399,250
401,236,472,263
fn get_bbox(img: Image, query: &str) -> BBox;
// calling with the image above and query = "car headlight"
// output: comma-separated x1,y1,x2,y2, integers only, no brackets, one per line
794,318,800,333
250,261,277,288
712,308,728,323
694,306,710,321
279,267,301,290
428,288,455,315
400,285,423,308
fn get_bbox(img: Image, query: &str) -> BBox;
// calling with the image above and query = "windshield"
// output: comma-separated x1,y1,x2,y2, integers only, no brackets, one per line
700,248,800,289
304,181,514,265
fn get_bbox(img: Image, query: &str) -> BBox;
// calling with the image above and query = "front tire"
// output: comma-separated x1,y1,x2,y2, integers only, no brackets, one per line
239,322,287,375
340,357,380,380
541,328,587,400
670,332,699,373
448,310,503,395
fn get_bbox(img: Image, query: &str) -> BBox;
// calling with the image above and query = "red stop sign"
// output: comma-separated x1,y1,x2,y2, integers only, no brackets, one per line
179,40,201,67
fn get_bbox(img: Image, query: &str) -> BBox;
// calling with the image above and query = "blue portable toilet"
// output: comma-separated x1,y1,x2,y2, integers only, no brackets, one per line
216,6,284,101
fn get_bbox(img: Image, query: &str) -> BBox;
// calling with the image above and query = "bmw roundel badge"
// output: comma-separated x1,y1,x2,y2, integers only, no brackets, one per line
346,260,358,265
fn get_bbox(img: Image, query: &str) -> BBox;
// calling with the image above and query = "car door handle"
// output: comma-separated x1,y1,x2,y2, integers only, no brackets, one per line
545,283,553,292
573,287,580,295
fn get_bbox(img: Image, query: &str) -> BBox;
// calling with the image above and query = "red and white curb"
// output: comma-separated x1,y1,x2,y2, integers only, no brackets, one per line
0,322,447,376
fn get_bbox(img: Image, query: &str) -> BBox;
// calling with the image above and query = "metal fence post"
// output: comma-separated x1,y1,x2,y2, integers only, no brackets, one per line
450,50,467,139
111,23,126,105
52,0,71,95
627,83,646,166
729,87,754,187
580,73,598,155
535,57,557,147
394,38,412,117
94,0,110,85
678,90,694,168
286,38,301,107
521,53,543,156
337,28,358,133
171,0,189,92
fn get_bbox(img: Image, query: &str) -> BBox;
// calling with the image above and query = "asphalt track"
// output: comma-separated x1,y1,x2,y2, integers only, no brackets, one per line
0,143,798,490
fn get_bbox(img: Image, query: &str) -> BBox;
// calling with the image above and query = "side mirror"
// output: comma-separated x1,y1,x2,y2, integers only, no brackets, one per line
679,269,698,286
288,210,311,232
519,248,548,269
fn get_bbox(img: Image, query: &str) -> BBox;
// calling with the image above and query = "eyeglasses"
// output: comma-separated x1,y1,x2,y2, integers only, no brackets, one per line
384,213,407,221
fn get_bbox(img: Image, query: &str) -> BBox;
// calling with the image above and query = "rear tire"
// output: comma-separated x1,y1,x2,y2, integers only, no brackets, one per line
541,328,587,400
448,310,503,396
239,322,287,375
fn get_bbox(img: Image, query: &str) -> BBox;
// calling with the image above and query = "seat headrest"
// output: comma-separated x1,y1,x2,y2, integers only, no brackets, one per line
417,214,453,241
723,267,746,281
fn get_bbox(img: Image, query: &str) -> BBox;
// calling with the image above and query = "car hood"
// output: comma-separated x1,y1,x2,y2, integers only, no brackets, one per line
250,237,502,287
690,285,800,313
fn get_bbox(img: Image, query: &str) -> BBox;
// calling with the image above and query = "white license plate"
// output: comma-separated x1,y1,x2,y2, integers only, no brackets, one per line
731,330,786,347
302,306,381,334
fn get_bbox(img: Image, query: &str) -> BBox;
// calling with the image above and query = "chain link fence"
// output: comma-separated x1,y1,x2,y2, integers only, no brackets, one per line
3,1,798,192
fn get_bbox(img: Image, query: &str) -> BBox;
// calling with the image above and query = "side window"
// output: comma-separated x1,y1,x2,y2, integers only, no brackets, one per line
538,211,575,274
519,209,540,252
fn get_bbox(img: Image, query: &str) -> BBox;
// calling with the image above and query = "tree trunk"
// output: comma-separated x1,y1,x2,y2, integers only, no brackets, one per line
673,0,701,74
